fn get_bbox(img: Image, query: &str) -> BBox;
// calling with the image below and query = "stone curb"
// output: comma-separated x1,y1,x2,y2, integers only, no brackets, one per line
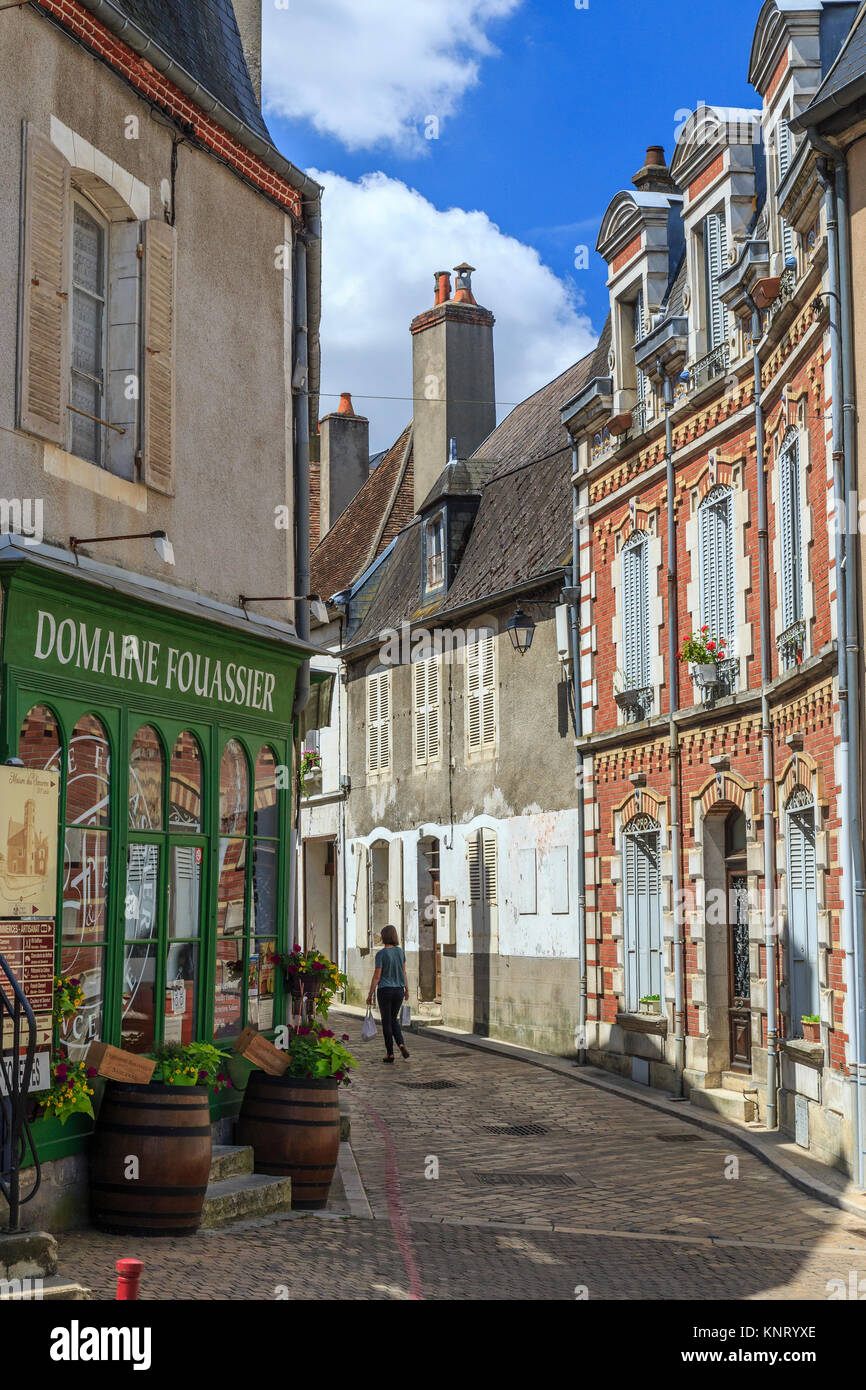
332,1006,866,1227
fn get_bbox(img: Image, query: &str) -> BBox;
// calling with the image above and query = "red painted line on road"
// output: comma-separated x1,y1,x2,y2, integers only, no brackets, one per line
359,1098,424,1301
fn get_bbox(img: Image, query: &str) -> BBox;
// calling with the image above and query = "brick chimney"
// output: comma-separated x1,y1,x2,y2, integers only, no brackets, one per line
411,263,495,514
319,393,370,535
632,145,678,193
232,0,262,104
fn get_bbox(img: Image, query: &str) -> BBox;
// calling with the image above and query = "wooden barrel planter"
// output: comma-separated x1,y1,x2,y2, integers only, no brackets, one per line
237,1073,339,1210
90,1081,213,1237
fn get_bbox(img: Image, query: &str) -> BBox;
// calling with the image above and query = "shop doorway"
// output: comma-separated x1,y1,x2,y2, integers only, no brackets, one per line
303,837,338,963
417,836,441,1002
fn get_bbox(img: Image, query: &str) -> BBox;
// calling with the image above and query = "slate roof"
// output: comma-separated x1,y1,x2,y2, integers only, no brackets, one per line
90,0,271,141
795,1,866,128
342,350,596,650
310,425,414,599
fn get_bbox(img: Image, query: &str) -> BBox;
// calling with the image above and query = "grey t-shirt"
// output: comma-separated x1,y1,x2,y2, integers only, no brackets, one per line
376,946,405,989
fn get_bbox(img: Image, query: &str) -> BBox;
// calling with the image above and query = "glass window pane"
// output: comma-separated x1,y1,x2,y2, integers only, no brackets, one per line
252,839,277,937
217,838,247,937
253,746,278,838
121,939,156,1054
214,939,243,1039
129,725,164,830
125,844,160,940
18,705,62,772
163,942,198,1046
168,845,202,940
63,827,109,943
72,202,105,296
220,740,248,835
58,943,103,1063
71,292,103,378
169,732,203,832
249,941,276,1032
67,715,110,827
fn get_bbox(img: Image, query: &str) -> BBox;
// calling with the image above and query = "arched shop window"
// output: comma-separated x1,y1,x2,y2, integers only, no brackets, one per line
122,726,204,1053
170,732,203,832
250,748,279,1030
18,708,111,1062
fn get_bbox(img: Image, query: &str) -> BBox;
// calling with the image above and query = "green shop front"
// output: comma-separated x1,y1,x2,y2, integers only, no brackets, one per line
0,552,311,1221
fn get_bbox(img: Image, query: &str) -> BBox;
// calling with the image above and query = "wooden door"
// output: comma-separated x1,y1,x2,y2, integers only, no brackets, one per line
728,873,751,1070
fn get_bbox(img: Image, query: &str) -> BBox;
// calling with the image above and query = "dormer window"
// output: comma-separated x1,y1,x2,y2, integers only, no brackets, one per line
703,211,730,352
633,288,648,427
424,510,446,591
776,117,796,265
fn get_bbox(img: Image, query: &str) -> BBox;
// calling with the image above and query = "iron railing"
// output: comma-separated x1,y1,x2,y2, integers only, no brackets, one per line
776,618,806,672
0,953,41,1231
690,342,730,395
768,266,797,326
632,400,648,434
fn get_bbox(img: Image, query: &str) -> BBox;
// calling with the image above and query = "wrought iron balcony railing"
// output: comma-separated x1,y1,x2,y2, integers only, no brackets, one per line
776,618,805,672
689,342,730,395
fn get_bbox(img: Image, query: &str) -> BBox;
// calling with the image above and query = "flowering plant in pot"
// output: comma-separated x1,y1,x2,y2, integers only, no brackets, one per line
269,945,346,1016
52,971,85,1028
801,1015,821,1043
680,626,727,687
150,1041,233,1092
38,1056,98,1125
300,749,322,796
284,1025,357,1086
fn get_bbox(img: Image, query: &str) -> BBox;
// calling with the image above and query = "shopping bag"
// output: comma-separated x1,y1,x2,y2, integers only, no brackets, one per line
361,1008,377,1041
400,1003,412,1027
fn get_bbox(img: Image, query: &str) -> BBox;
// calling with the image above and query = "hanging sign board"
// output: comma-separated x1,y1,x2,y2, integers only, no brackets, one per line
0,918,55,1052
233,1026,289,1076
86,1042,156,1085
0,766,59,919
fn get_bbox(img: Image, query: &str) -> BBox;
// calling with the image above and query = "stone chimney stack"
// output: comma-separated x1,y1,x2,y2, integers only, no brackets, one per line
232,0,262,104
632,145,678,193
319,393,370,536
411,263,495,514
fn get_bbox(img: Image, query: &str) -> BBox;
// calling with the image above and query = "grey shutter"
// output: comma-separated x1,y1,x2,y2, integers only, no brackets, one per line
699,488,734,645
704,213,729,350
624,824,661,1009
427,657,440,761
779,435,803,628
622,535,649,688
777,121,796,262
634,288,647,406
367,675,380,772
480,635,496,747
19,124,71,444
413,660,427,765
467,831,482,903
482,828,498,905
142,219,176,495
787,804,818,1027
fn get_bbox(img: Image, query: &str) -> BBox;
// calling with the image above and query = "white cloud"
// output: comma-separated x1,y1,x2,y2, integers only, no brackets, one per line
312,170,597,450
263,0,521,153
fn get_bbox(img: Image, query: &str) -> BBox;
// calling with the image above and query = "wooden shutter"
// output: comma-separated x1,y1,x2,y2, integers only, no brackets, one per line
354,845,369,949
19,124,70,444
634,288,647,406
378,670,390,771
622,535,649,688
388,837,403,930
779,435,803,629
777,120,796,263
427,657,440,761
624,825,661,1009
367,675,380,772
142,218,176,495
480,635,496,748
482,828,498,905
467,831,482,903
467,641,482,750
704,213,729,350
413,661,427,764
367,672,390,773
699,487,734,645
788,804,818,1025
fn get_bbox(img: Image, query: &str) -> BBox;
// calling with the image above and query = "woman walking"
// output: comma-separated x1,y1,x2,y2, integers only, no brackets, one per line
366,924,410,1063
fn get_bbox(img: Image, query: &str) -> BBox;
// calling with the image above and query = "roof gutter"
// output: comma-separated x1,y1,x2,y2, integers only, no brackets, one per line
56,0,323,209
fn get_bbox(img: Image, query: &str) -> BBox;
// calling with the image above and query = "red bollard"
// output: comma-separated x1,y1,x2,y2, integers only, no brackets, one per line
115,1258,143,1300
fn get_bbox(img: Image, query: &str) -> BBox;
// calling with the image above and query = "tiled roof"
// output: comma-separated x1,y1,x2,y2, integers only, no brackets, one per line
95,0,270,141
310,424,413,599
344,350,596,648
797,1,866,126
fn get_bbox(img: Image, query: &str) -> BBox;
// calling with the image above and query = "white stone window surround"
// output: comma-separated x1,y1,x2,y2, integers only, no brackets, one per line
766,104,799,274
49,117,151,483
684,460,752,696
610,267,647,415
773,765,832,1041
610,513,663,724
770,415,814,665
609,792,672,1025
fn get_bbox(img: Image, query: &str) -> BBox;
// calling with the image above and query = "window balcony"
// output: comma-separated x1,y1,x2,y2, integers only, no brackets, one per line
692,656,739,703
776,619,805,672
767,265,797,326
632,400,648,434
614,685,653,723
688,342,730,396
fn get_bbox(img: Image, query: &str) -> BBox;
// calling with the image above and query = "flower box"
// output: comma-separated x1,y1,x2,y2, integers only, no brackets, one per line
801,1018,821,1044
691,663,719,689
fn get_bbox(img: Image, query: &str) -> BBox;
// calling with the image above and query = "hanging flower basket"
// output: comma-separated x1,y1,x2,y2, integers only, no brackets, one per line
287,973,324,999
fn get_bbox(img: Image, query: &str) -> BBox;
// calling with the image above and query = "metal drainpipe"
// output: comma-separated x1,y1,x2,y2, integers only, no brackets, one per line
746,290,779,1130
835,153,866,1186
811,141,863,1187
662,367,685,1094
571,443,588,1065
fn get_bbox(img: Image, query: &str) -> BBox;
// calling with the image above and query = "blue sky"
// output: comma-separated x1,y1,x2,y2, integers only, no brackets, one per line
262,0,763,448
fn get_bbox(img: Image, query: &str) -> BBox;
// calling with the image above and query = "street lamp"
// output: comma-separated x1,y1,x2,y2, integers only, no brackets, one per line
506,607,536,655
70,530,175,565
239,594,330,625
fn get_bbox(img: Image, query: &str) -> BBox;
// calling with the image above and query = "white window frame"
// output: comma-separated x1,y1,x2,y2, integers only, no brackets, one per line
466,633,497,754
776,116,796,264
69,190,110,468
366,670,391,775
778,429,804,631
703,210,730,352
698,485,735,650
785,788,819,1032
621,531,650,690
622,813,662,1012
413,655,441,767
424,510,446,591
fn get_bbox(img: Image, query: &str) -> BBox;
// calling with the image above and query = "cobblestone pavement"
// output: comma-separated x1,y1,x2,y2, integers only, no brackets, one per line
58,1013,866,1300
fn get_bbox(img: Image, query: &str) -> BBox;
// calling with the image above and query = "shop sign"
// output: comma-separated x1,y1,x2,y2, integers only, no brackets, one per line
234,1026,289,1076
0,917,55,1053
0,767,59,919
86,1042,156,1085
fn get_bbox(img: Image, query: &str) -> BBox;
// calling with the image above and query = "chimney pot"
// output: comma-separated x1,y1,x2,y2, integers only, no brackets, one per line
434,271,451,306
645,145,666,168
338,391,355,416
453,262,477,305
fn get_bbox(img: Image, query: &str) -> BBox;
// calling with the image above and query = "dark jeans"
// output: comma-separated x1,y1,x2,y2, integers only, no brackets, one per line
377,986,405,1055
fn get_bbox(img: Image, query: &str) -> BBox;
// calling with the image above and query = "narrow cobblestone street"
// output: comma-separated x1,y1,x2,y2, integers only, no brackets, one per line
58,1012,866,1301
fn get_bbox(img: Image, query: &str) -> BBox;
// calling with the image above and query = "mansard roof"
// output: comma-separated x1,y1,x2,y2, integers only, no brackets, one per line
794,1,866,127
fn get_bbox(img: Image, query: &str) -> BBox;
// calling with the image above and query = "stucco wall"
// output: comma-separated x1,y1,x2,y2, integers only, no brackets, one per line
0,6,294,607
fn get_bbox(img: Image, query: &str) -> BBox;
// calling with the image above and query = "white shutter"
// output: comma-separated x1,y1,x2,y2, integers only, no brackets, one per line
388,837,404,930
699,487,734,646
142,218,176,495
354,845,369,949
623,824,661,1010
622,535,649,688
704,213,729,350
481,635,496,748
777,120,796,263
19,124,71,444
413,661,427,765
367,671,391,773
378,670,390,771
467,641,482,750
427,657,440,761
467,831,482,903
367,675,380,772
634,288,647,406
482,828,498,905
779,435,803,629
787,804,818,1024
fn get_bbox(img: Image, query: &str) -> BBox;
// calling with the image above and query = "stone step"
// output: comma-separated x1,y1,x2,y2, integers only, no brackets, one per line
414,1002,443,1022
200,1173,293,1229
691,1085,759,1124
0,1275,92,1301
721,1071,757,1094
209,1144,254,1183
0,1230,58,1281
339,1097,351,1143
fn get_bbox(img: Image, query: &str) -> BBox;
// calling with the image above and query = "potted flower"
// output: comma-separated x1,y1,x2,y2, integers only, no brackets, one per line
639,994,661,1014
680,625,727,688
269,945,346,1018
237,1024,356,1209
801,1015,821,1043
300,748,322,795
38,1056,98,1125
150,1041,233,1092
